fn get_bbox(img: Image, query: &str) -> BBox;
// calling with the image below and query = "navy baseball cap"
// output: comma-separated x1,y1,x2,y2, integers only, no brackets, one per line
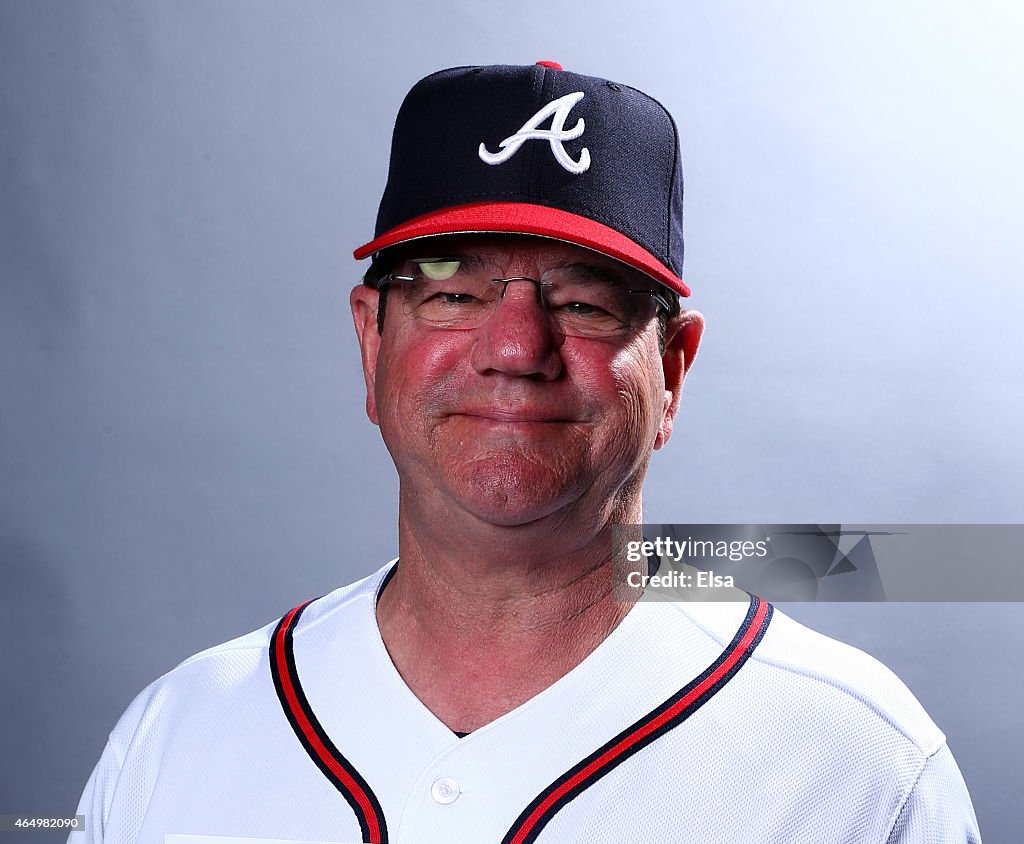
354,61,689,297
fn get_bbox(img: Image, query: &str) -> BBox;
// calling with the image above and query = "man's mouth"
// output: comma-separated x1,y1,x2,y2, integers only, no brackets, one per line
457,409,572,424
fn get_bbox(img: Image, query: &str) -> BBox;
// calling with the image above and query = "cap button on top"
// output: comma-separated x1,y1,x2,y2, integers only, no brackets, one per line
535,60,563,70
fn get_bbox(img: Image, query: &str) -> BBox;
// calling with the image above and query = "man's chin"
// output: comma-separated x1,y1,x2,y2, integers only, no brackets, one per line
445,458,587,529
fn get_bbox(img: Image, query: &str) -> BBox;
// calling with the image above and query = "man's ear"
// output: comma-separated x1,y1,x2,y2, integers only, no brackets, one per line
350,285,383,425
654,309,704,450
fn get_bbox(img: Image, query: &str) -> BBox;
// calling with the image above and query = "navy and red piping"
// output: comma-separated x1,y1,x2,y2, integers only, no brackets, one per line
500,594,773,844
271,593,772,844
270,600,389,843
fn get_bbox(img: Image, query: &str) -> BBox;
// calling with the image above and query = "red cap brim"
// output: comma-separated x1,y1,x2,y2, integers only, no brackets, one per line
353,202,689,298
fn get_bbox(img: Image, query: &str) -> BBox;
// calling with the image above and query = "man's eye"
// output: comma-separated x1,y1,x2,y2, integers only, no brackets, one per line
414,284,488,308
437,291,480,305
563,301,600,314
559,300,616,318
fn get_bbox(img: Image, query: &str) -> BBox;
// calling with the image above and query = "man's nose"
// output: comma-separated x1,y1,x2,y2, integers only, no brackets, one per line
468,280,564,380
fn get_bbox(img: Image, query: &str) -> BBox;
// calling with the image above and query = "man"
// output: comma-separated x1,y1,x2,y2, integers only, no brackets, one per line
74,62,981,843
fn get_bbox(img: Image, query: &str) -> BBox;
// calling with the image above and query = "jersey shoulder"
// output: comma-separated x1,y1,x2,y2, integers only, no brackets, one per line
654,599,978,844
675,599,945,756
758,604,944,754
104,563,389,756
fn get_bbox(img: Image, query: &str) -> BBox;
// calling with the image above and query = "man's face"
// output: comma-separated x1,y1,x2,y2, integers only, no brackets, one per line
350,234,702,531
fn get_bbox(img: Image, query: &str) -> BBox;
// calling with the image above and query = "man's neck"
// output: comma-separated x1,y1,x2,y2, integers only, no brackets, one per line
375,509,639,733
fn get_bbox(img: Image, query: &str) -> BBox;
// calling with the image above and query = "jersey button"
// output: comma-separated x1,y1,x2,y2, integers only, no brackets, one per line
430,777,461,805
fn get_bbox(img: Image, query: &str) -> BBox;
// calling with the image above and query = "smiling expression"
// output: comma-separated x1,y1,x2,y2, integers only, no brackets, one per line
352,234,698,531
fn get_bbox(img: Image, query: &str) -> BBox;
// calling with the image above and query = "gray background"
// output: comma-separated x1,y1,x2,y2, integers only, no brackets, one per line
1,0,1020,841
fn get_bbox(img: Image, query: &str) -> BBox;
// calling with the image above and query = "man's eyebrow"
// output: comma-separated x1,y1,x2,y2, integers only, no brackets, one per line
551,261,635,286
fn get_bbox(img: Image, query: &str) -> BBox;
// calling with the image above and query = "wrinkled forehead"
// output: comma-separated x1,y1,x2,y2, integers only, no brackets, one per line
377,233,660,289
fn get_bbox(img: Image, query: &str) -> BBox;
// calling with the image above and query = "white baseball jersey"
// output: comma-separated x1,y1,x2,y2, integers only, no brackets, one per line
73,561,981,843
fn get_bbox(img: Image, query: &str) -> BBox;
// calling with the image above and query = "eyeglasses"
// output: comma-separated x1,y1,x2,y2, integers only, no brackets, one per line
378,257,672,338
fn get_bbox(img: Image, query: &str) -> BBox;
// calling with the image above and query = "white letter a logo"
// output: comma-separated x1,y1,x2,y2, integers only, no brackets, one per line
478,92,591,174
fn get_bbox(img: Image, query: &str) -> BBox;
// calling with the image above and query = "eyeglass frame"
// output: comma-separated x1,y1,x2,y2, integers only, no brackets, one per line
375,271,675,336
